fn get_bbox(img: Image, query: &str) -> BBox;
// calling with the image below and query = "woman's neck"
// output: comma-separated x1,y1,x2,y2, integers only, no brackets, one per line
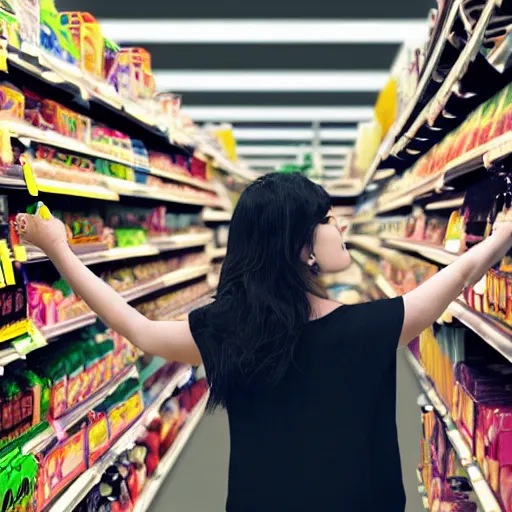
307,293,343,321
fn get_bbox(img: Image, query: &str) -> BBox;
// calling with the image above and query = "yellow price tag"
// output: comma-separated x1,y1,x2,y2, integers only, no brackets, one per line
0,127,13,164
37,204,52,220
0,39,7,73
13,245,27,262
0,240,14,285
20,156,38,196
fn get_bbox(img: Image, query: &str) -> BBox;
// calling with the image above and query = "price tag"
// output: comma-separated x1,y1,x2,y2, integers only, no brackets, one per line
19,156,38,196
13,245,27,262
0,126,13,164
0,39,8,73
0,240,15,285
13,323,48,356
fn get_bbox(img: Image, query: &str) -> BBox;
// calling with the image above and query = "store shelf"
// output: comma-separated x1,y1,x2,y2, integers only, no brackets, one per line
0,171,120,200
3,119,221,195
405,350,502,512
415,469,430,511
377,128,512,214
382,238,459,266
202,208,232,223
120,265,211,302
448,299,512,364
5,120,140,168
103,176,221,207
375,275,398,299
346,235,383,257
149,167,217,192
24,365,139,456
426,0,499,125
45,367,198,512
0,346,24,372
390,0,498,159
25,233,213,265
40,311,98,341
132,392,209,512
148,232,213,252
325,178,365,198
348,249,368,268
209,246,227,260
157,291,214,322
424,195,465,211
377,193,415,214
386,0,463,156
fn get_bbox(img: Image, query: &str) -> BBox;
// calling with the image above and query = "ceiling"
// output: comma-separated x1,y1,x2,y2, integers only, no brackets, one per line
56,0,435,174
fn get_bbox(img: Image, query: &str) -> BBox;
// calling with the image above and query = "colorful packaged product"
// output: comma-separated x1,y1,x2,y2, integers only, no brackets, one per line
39,0,78,64
12,0,39,52
87,411,109,466
24,91,91,143
0,82,24,119
0,269,28,344
59,12,104,79
0,447,39,512
36,428,87,508
0,369,45,448
0,1,21,49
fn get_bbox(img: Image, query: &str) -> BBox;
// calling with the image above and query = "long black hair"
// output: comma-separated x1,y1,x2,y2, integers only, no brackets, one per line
200,172,331,409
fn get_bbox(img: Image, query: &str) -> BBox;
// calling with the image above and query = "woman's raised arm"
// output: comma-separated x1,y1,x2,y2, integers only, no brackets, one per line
16,212,202,365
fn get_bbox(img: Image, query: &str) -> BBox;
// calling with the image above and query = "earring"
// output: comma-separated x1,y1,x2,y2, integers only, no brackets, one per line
310,261,320,276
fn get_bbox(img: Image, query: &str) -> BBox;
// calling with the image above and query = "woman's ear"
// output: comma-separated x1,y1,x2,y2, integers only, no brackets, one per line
300,246,314,265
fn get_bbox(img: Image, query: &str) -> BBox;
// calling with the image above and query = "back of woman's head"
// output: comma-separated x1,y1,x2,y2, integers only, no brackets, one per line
201,172,332,408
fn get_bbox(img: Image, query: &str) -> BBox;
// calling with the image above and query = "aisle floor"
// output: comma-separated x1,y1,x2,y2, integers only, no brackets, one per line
151,349,423,512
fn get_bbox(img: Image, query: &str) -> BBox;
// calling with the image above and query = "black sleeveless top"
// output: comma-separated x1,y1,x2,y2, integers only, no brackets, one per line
189,297,406,512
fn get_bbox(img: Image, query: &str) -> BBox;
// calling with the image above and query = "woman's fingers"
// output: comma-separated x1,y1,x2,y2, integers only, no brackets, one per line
15,213,29,235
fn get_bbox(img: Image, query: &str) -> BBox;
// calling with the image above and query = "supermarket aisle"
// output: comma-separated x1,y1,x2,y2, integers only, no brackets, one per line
152,350,422,512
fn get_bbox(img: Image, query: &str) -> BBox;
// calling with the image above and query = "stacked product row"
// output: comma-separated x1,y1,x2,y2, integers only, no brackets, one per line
0,3,236,512
412,325,512,510
345,3,512,511
0,0,241,167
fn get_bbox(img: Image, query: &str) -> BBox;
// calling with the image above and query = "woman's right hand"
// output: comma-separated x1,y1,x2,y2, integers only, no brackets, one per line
492,220,512,243
16,212,69,257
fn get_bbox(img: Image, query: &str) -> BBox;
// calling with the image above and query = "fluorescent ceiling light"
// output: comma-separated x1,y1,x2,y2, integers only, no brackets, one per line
237,146,350,156
182,106,374,122
155,71,388,92
244,157,346,167
234,128,358,141
100,19,427,44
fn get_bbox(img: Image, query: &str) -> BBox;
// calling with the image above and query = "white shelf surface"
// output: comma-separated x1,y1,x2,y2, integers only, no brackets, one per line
23,365,139,456
46,366,197,512
209,246,227,260
120,265,211,302
375,275,398,299
448,300,512,364
415,469,430,511
405,350,502,512
382,238,459,266
377,129,512,215
148,232,213,252
202,208,232,223
103,176,222,207
24,233,212,265
346,235,384,257
386,0,462,157
132,392,209,512
40,312,98,340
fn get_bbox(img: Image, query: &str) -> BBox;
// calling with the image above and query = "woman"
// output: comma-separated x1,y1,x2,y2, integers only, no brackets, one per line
17,172,512,511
